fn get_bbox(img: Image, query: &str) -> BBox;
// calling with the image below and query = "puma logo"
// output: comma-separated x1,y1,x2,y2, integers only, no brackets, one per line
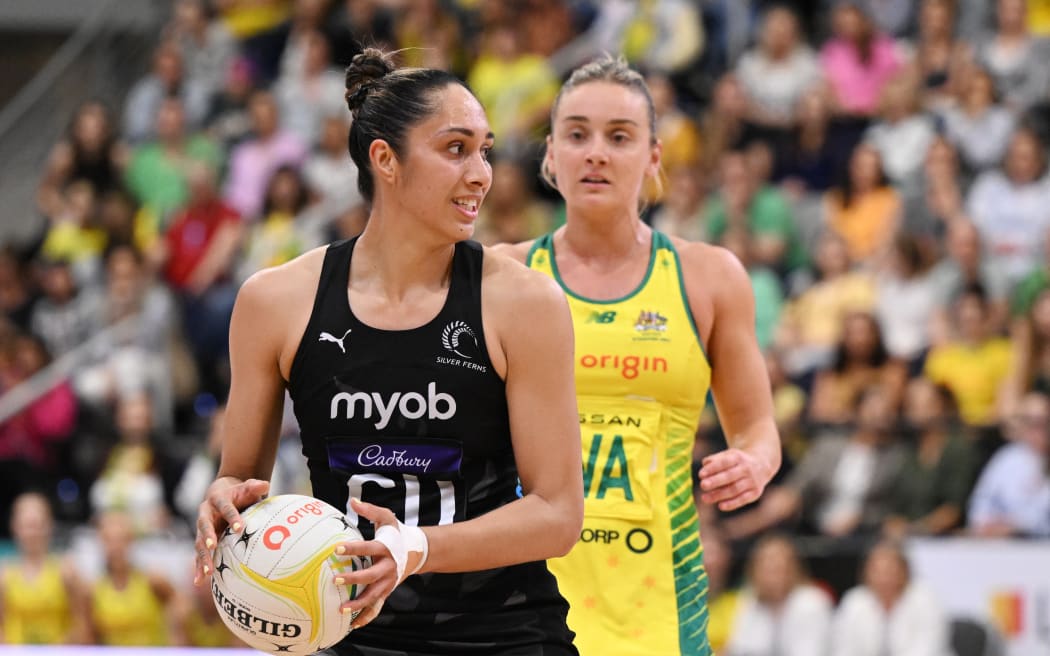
319,328,352,354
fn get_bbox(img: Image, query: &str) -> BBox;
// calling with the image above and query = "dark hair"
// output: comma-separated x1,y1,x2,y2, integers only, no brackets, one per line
835,144,888,210
833,312,890,373
955,281,989,310
262,164,309,216
344,48,466,203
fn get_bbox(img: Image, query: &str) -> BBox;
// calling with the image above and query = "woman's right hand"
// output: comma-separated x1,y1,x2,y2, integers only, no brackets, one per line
193,476,270,586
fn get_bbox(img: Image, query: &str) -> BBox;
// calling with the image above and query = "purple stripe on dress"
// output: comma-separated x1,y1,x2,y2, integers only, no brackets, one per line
327,438,463,477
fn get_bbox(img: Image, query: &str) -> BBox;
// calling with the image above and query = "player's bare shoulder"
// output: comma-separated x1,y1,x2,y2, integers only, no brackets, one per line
670,237,751,300
482,243,566,312
487,239,536,265
238,246,327,307
234,245,329,346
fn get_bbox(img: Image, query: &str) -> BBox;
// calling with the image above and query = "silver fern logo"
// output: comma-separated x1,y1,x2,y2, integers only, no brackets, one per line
441,321,477,359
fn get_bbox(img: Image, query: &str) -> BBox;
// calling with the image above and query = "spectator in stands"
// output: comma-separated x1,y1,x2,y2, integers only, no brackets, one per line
237,164,323,281
0,492,88,645
274,0,334,82
174,404,225,522
766,350,809,466
909,0,970,110
883,378,980,538
87,510,183,646
39,181,107,285
88,394,170,536
873,232,942,365
214,0,292,85
395,0,467,73
0,333,77,537
223,89,307,219
302,113,360,218
966,128,1050,289
703,528,740,655
736,6,821,136
1001,289,1050,417
649,165,708,242
720,228,784,351
723,384,905,540
863,72,937,188
474,159,553,246
274,28,344,146
941,65,1017,174
467,21,559,155
725,534,834,656
1010,225,1050,318
775,233,876,375
124,97,224,229
29,256,97,359
905,137,966,240
0,247,35,330
96,188,143,252
968,390,1050,537
155,162,243,395
176,560,243,647
705,150,805,274
37,101,127,220
700,74,754,174
75,244,183,425
774,87,848,197
123,42,211,143
167,0,236,101
820,3,904,118
924,285,1013,428
204,56,257,151
557,0,703,76
974,0,1050,112
647,72,701,171
831,540,953,656
928,219,1011,336
823,143,901,265
808,311,907,428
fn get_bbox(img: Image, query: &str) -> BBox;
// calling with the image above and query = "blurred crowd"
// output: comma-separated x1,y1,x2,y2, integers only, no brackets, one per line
2,0,1050,650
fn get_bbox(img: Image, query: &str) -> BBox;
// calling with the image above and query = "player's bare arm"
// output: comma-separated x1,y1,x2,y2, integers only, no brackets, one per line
194,250,325,584
678,240,781,511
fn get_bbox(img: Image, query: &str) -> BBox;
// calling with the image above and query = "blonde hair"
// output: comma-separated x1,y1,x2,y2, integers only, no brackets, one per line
542,54,662,208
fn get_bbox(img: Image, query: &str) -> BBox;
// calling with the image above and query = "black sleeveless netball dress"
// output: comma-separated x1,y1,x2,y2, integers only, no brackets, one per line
287,238,577,656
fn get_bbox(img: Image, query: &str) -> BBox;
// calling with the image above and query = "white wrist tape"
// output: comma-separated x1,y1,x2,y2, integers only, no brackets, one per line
373,522,429,582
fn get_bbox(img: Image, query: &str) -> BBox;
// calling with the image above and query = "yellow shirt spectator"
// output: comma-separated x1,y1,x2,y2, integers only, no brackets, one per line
219,0,290,40
924,338,1013,426
824,187,901,264
468,27,558,144
781,272,877,348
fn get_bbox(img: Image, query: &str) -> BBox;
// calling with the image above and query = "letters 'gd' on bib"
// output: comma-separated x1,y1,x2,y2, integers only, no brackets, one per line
528,231,713,656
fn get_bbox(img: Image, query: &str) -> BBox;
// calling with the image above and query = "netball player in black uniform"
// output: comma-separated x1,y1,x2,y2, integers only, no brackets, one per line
193,49,584,655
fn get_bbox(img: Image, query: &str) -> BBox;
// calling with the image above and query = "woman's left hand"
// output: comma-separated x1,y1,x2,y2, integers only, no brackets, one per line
330,498,409,630
697,448,774,512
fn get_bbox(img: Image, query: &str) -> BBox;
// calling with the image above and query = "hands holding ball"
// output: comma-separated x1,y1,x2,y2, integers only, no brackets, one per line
194,478,429,653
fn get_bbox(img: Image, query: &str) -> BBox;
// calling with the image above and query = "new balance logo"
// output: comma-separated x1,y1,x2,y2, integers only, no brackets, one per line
587,311,617,324
319,329,352,354
330,382,457,429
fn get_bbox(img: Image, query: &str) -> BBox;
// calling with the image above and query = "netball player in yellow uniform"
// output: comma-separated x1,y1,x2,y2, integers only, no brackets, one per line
497,56,781,655
0,492,87,645
88,511,182,646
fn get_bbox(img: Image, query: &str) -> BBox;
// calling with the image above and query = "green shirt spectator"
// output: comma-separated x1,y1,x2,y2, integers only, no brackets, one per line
705,152,807,272
123,98,223,226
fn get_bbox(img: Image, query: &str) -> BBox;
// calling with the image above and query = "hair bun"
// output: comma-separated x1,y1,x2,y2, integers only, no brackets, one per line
345,48,395,115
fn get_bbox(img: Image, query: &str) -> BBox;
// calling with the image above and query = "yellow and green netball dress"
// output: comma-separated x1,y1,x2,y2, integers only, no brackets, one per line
1,559,71,644
528,231,712,656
